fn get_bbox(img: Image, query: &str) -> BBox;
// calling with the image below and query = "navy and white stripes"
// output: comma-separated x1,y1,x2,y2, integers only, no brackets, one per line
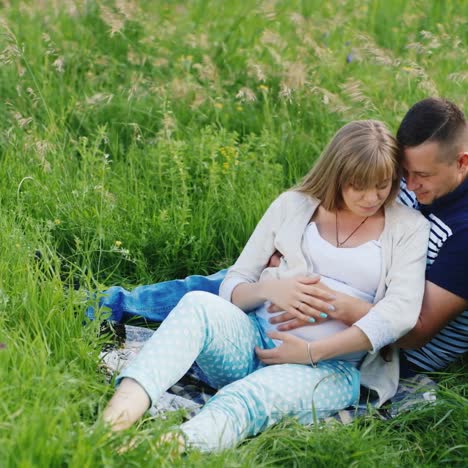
399,180,467,372
426,213,453,266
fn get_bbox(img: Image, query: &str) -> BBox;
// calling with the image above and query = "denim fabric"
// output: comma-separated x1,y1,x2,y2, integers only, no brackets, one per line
86,269,227,323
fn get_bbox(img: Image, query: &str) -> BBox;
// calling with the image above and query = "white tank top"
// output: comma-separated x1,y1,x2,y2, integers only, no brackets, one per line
256,222,382,364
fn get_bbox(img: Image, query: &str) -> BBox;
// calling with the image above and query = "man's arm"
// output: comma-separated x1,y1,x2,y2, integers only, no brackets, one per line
275,279,467,350
397,280,468,349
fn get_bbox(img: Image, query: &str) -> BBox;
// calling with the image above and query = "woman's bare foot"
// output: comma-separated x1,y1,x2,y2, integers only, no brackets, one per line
117,435,140,454
158,431,186,455
103,379,186,455
115,431,186,455
103,378,151,431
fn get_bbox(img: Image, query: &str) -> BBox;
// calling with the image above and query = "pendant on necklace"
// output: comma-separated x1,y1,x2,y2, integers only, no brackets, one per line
335,212,369,247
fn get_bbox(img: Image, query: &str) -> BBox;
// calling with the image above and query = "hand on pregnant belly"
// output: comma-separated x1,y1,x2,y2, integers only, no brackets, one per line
269,280,372,332
255,331,309,365
264,276,337,324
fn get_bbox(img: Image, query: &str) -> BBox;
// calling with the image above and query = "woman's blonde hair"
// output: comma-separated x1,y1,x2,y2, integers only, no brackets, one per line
296,120,401,211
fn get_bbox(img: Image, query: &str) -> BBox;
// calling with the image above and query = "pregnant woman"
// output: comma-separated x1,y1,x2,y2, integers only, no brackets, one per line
102,120,430,452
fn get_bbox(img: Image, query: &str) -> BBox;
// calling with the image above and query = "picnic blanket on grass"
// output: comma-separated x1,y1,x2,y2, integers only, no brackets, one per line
99,325,438,423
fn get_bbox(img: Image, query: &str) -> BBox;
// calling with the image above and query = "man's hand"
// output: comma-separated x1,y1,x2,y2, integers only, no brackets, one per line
256,331,309,364
267,251,283,268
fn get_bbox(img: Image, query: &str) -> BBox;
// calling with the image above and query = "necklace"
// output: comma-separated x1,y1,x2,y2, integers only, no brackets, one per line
335,212,369,247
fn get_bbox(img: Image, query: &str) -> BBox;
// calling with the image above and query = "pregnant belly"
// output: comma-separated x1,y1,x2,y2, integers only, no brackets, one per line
286,319,349,341
257,306,349,341
287,318,367,364
256,307,367,364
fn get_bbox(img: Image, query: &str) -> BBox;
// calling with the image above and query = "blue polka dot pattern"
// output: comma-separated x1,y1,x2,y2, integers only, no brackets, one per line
117,291,360,452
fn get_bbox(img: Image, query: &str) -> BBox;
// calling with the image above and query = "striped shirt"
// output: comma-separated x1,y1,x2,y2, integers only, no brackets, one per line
398,180,468,371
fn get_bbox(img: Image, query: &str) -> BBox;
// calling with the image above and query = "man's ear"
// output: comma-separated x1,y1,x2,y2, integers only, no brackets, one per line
456,151,468,170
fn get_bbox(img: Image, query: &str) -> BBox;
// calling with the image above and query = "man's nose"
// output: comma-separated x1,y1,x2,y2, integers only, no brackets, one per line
405,174,419,191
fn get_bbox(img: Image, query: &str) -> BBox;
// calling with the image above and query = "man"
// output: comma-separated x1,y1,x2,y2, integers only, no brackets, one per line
92,97,467,376
394,98,467,372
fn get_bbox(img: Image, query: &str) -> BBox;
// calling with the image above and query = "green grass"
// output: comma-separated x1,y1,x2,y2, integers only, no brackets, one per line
0,0,467,465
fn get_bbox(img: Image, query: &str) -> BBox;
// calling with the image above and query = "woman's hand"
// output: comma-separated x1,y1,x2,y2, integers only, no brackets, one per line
262,276,337,323
255,331,310,364
258,327,371,365
269,284,373,331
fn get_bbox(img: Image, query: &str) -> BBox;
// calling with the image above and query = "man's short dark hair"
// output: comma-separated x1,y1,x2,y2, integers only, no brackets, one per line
397,98,466,152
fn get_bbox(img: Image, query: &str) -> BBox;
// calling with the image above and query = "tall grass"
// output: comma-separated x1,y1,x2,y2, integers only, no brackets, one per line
0,0,466,466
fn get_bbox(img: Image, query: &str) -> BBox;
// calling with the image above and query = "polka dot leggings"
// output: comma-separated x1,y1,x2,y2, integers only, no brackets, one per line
117,291,360,452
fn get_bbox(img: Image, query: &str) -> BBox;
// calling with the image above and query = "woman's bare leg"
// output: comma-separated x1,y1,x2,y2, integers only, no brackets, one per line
103,378,150,431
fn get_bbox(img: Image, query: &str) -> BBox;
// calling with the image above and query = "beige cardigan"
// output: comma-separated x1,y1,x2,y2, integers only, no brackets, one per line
220,191,430,406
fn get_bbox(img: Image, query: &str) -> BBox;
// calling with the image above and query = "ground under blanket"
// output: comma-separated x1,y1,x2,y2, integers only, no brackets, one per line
100,325,438,423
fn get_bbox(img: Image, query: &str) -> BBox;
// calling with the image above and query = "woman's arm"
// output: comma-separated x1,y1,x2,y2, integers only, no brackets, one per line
220,192,335,316
218,193,287,304
256,326,371,365
231,276,335,314
352,214,430,352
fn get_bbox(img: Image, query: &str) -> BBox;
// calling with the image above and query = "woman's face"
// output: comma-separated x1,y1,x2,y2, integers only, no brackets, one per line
341,178,393,217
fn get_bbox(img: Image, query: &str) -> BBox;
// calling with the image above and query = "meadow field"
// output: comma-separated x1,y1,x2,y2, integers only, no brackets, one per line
0,0,467,465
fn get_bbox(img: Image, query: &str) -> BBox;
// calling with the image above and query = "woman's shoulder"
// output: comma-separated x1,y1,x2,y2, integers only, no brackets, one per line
386,201,430,230
263,191,319,227
274,190,319,209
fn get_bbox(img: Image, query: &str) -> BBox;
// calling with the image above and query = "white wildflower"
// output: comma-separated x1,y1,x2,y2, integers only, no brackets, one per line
85,93,114,106
290,12,305,25
53,56,64,73
236,87,257,103
0,44,22,65
260,29,285,49
190,91,206,109
278,83,292,103
22,138,53,172
158,113,177,138
247,60,266,82
448,71,468,83
153,57,169,67
356,34,395,67
26,87,40,107
100,5,125,37
42,33,57,56
0,289,10,308
339,78,376,112
0,21,21,65
283,61,307,89
13,112,32,128
185,33,209,49
193,55,218,83
115,0,138,20
127,49,141,65
259,0,278,20
267,46,284,66
170,78,191,99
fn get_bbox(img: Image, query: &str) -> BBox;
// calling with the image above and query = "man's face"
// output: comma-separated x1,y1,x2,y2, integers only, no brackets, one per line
402,141,463,205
